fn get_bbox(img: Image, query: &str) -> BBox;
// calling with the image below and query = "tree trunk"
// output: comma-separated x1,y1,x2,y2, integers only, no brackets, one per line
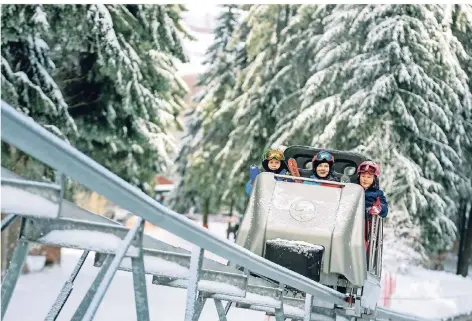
227,198,234,239
202,197,210,229
457,200,467,275
457,202,472,277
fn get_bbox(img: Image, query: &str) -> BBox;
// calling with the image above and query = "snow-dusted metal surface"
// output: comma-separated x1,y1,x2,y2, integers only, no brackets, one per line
237,172,367,286
39,230,140,257
46,250,89,320
1,181,60,218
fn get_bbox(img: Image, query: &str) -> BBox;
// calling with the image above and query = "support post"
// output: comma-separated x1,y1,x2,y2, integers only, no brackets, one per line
72,217,144,321
274,282,285,321
192,296,206,321
45,250,89,321
70,254,114,321
131,219,149,321
1,214,18,232
184,246,204,321
214,298,228,321
1,239,30,319
303,294,314,321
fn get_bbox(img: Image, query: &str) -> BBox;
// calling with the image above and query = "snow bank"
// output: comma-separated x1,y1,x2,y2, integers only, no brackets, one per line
386,265,472,318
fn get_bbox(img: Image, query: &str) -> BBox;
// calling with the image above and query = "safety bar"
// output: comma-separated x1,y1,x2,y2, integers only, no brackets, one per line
273,173,347,187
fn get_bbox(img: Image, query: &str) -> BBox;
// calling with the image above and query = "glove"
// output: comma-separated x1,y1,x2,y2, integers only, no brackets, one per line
249,165,260,181
369,205,381,216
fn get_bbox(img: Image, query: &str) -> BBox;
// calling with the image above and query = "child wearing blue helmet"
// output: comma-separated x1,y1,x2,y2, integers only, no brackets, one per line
303,151,340,185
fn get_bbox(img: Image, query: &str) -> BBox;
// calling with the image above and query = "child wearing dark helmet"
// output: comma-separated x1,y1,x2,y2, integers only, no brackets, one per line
245,149,290,196
303,151,340,185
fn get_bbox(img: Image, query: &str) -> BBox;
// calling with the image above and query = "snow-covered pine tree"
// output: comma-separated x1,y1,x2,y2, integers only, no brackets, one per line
1,5,77,138
211,5,299,199
51,5,189,192
446,4,472,275
268,5,334,140
1,5,77,183
278,4,467,256
447,4,472,190
168,5,242,219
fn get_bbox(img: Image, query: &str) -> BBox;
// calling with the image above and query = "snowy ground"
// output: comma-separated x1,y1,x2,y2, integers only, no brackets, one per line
388,266,472,318
3,221,472,320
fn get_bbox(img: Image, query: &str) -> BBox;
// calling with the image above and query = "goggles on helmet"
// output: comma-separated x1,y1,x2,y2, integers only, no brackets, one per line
264,149,284,161
357,161,381,176
312,151,335,164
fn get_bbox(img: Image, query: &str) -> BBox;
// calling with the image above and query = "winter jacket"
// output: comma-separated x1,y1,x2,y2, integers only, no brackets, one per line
303,174,340,186
364,187,388,218
245,169,290,196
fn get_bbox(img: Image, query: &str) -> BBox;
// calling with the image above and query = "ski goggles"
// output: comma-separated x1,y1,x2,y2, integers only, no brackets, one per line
264,150,284,161
312,151,335,163
357,161,381,176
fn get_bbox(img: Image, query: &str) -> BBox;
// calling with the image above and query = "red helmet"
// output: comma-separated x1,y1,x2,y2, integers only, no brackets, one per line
357,161,380,176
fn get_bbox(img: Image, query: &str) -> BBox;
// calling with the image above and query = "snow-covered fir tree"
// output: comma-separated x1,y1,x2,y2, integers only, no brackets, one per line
168,5,243,219
51,5,190,192
447,4,472,198
209,5,299,200
1,5,77,184
445,4,472,274
267,5,334,127
1,5,76,138
273,4,468,256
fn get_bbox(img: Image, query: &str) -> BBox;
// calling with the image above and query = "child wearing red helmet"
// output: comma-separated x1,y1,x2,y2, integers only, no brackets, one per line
356,161,389,218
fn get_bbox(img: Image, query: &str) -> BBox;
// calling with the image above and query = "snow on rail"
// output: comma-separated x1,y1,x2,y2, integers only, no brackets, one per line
1,185,59,218
38,230,140,256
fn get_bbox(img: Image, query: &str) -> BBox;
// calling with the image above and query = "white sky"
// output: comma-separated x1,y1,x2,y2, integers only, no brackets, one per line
178,5,221,75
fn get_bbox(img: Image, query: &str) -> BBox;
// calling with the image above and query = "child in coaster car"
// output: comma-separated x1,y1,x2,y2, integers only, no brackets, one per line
356,161,389,248
303,151,340,186
245,149,290,196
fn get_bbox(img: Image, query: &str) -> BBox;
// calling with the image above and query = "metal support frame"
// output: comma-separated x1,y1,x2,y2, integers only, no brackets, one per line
130,219,150,321
274,283,286,321
1,235,29,319
0,101,349,305
46,250,90,321
1,100,463,321
214,299,228,321
74,217,146,321
304,294,314,321
1,214,18,232
184,246,205,321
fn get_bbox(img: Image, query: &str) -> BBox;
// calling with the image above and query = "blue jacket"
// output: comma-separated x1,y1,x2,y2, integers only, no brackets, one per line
364,187,388,218
245,169,289,196
303,174,339,186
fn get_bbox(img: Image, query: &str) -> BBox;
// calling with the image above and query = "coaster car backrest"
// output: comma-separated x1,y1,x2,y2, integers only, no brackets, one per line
283,145,371,183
